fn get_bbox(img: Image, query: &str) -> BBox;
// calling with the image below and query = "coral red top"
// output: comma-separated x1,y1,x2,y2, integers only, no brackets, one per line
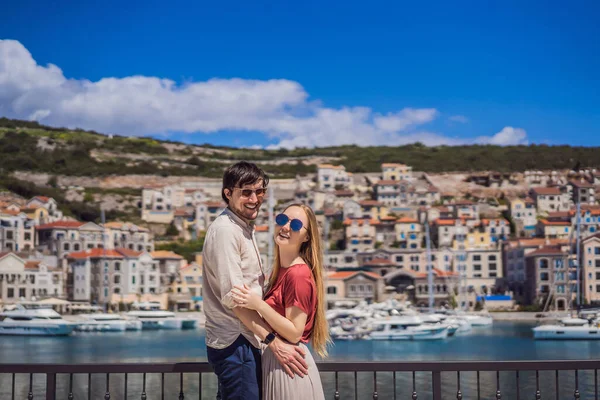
264,263,316,343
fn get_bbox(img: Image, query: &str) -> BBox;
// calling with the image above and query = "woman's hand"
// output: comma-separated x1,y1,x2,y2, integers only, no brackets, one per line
232,284,263,311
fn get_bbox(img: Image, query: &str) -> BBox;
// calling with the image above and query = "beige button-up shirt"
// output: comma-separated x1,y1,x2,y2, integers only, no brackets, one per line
202,208,266,349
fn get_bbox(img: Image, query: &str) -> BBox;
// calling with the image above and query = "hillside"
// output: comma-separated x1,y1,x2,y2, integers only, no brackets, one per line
1,117,599,180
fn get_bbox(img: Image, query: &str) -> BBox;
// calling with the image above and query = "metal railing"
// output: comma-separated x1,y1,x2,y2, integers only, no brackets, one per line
1,359,600,399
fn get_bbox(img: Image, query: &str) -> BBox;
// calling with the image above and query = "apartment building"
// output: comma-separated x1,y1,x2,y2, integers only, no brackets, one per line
150,251,185,289
524,245,573,310
0,210,35,252
344,218,378,253
0,252,64,304
568,179,597,206
381,163,413,182
36,221,105,259
535,218,571,239
529,187,569,214
393,217,422,249
103,222,154,252
317,164,351,191
325,270,384,305
508,197,537,237
582,233,600,304
67,248,160,303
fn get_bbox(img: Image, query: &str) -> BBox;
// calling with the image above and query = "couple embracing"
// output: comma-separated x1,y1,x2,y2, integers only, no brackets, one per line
202,161,330,400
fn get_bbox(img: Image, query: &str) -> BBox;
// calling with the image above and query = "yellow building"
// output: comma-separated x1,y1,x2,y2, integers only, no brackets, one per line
381,163,413,181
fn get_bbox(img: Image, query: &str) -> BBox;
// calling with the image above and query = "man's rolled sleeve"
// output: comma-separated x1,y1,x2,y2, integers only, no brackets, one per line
210,226,244,309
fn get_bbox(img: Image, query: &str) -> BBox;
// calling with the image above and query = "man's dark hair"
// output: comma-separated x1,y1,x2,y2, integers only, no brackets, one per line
221,161,270,204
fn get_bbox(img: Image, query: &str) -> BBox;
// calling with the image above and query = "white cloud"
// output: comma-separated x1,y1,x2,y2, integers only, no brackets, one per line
0,39,527,148
476,127,529,146
449,115,469,123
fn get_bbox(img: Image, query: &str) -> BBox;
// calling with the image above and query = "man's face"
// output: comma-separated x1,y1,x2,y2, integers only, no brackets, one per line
225,179,267,223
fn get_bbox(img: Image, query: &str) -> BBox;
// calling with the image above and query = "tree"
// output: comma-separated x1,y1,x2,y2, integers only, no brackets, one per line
165,223,179,237
47,176,58,188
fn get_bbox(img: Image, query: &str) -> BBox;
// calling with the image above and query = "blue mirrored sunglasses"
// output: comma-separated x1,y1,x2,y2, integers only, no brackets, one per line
275,214,306,231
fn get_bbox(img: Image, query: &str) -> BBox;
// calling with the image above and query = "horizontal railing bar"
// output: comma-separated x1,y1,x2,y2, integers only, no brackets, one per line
0,360,600,374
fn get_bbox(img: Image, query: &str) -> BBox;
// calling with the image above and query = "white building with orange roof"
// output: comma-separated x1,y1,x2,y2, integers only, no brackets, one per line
195,201,226,231
535,218,571,239
67,248,159,303
0,252,64,304
317,164,351,191
103,221,153,252
508,197,537,237
325,270,384,304
0,209,35,252
343,218,379,253
142,185,206,224
25,196,62,221
358,200,387,220
374,180,401,206
529,186,569,213
170,256,203,311
393,217,423,249
381,163,413,182
568,179,597,206
582,233,600,304
478,218,510,244
570,205,600,238
36,220,105,259
150,250,186,290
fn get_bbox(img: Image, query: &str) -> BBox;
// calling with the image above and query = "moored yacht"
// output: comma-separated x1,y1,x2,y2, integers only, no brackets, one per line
124,302,197,330
533,317,600,340
368,316,449,340
0,304,75,336
70,304,141,332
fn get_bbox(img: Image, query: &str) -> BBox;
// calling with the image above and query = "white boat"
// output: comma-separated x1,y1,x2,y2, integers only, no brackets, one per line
368,316,449,340
70,304,141,332
124,302,197,330
533,317,600,340
460,314,493,327
0,304,75,336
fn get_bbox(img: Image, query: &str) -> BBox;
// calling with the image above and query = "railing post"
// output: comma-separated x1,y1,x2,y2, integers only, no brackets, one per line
45,373,57,400
432,371,442,400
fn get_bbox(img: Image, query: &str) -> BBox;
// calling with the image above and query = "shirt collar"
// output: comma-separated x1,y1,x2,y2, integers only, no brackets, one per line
224,207,255,232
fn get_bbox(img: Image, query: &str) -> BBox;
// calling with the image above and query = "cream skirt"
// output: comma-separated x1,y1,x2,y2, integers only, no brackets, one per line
262,342,325,400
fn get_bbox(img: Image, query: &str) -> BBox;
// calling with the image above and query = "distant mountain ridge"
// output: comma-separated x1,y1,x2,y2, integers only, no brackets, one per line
0,117,598,179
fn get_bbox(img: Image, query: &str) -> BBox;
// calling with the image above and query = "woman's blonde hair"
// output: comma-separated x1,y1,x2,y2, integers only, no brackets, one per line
269,203,331,357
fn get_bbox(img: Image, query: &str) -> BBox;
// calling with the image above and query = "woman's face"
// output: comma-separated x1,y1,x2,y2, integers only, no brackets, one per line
274,206,310,248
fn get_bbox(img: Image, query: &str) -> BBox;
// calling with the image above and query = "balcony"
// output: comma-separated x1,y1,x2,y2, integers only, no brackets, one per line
0,360,598,399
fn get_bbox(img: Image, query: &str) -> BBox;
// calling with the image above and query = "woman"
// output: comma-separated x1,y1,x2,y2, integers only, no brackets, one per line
232,203,330,400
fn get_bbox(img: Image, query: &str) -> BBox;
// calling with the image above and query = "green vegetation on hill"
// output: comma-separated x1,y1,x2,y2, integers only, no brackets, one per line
155,236,206,262
1,117,599,177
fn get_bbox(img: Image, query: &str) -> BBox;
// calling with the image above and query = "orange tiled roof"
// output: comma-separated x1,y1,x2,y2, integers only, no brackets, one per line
539,219,571,226
434,219,456,226
115,248,143,257
376,180,400,186
396,217,419,224
328,271,381,280
343,218,380,226
67,248,124,259
30,196,51,203
0,208,21,216
526,246,566,257
364,258,394,266
150,250,184,259
24,261,41,270
36,221,85,230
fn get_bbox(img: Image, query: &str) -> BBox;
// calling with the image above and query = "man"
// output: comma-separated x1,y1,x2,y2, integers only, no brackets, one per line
203,161,308,400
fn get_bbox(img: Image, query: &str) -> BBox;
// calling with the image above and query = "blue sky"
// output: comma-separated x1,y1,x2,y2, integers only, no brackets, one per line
1,0,599,148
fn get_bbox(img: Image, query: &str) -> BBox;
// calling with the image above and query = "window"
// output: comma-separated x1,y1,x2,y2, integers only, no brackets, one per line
6,231,13,240
19,288,26,298
596,247,600,255
540,259,549,269
24,233,31,240
7,288,14,298
327,287,337,294
349,285,356,293
114,275,121,284
489,255,497,261
596,260,600,268
489,263,497,271
115,262,121,271
132,276,136,284
114,288,121,294
63,243,70,251
395,256,404,262
473,255,481,261
474,264,482,271
74,244,80,251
